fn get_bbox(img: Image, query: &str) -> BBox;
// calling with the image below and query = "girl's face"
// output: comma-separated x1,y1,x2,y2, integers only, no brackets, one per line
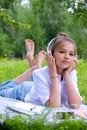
53,41,75,71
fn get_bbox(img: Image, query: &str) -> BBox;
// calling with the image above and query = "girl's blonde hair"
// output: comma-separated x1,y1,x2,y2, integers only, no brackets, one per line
47,32,77,56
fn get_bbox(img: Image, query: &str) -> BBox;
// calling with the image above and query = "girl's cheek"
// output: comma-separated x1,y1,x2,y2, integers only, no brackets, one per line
71,57,75,62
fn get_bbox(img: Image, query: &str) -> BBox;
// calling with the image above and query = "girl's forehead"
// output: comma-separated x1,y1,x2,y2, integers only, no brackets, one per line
56,41,75,51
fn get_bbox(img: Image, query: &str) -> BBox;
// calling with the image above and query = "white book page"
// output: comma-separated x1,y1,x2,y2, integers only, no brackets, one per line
8,102,45,114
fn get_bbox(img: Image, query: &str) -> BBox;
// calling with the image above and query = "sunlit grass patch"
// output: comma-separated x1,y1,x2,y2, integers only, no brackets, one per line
0,58,29,83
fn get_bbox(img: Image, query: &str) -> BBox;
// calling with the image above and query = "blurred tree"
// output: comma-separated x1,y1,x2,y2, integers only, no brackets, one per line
0,0,87,58
30,0,70,46
0,32,14,58
64,0,87,58
0,0,15,9
0,0,45,57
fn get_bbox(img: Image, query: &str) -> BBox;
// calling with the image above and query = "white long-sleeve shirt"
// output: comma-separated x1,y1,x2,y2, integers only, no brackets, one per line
24,66,81,107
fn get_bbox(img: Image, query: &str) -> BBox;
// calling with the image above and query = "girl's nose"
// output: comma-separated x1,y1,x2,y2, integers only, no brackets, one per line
65,53,69,58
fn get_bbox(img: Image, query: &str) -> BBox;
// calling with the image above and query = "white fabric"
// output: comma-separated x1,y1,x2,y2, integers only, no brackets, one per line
24,66,81,107
0,96,87,124
0,96,87,116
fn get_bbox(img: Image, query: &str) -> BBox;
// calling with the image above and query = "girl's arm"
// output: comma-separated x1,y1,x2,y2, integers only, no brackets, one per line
13,65,36,83
63,59,82,109
45,53,61,107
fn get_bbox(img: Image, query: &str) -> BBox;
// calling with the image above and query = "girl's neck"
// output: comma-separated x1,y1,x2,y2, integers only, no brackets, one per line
57,68,63,75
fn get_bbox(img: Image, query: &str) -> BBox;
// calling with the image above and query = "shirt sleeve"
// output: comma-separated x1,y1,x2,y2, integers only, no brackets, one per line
32,68,51,105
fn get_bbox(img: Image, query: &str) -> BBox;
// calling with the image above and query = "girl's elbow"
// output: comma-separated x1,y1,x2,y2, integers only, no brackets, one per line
45,99,61,107
70,100,82,109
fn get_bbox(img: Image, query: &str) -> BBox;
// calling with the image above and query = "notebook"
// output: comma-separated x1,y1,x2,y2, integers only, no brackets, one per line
7,101,45,115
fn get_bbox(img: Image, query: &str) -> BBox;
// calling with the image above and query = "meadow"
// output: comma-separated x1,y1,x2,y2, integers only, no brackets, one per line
0,58,87,104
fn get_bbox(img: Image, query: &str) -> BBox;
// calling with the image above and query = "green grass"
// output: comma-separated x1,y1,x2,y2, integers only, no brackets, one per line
0,114,87,130
76,60,87,104
0,58,29,83
0,58,46,83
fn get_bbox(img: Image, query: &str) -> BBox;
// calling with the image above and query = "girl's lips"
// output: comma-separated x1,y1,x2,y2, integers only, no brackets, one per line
62,61,69,64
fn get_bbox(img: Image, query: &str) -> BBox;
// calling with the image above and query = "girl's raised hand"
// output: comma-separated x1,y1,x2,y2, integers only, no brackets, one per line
63,57,78,75
46,53,57,76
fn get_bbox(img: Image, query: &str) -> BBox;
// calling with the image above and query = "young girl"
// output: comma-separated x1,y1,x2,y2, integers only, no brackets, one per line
0,32,82,109
24,32,82,109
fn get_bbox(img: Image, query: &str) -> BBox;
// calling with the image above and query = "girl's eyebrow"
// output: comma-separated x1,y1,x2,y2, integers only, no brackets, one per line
59,48,74,53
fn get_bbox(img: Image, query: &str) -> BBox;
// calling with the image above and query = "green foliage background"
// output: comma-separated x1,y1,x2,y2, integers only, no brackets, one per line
0,0,87,58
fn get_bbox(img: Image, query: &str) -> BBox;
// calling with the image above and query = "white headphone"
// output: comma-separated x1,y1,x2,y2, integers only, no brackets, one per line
47,37,57,53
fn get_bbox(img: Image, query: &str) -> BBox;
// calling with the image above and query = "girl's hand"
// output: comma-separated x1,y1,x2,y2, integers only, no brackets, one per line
46,53,57,76
63,57,78,75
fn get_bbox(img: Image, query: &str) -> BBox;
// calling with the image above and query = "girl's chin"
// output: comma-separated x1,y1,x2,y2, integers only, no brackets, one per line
63,66,70,70
57,65,70,70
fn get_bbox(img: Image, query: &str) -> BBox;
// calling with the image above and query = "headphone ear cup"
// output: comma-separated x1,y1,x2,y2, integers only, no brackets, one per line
75,55,78,60
47,38,56,53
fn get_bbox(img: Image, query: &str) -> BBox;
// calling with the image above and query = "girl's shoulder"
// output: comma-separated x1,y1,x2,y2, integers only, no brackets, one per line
33,66,49,74
70,69,77,78
71,69,77,74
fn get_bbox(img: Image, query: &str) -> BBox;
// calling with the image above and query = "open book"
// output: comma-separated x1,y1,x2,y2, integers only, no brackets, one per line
7,101,45,115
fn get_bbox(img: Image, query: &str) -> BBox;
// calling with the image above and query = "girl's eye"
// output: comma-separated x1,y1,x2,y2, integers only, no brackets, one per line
70,53,74,56
59,51,65,53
